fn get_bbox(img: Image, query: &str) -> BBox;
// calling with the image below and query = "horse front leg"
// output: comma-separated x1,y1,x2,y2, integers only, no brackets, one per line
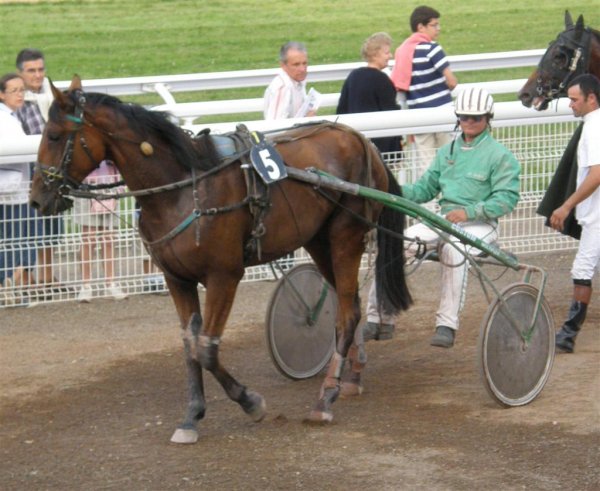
199,275,267,422
166,280,207,445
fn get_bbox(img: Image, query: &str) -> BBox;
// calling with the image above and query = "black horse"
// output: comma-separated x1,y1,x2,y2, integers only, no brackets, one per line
519,11,600,110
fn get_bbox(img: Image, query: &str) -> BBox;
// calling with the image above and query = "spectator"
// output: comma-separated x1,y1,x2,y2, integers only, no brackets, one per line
264,41,318,120
15,48,64,296
390,5,458,169
363,88,520,349
545,74,600,353
0,73,37,305
264,41,319,270
336,32,402,153
72,160,127,303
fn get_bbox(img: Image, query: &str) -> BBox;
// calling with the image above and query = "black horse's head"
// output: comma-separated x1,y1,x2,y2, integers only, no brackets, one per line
519,11,591,110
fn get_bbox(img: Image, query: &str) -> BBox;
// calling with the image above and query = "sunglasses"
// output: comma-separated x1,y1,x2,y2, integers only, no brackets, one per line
458,114,485,122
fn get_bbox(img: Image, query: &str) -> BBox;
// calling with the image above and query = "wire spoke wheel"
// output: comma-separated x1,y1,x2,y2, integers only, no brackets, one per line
265,264,337,380
478,282,555,407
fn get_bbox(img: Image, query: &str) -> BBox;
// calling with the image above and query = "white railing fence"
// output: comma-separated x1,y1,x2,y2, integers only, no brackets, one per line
56,49,544,101
0,106,577,308
0,49,580,308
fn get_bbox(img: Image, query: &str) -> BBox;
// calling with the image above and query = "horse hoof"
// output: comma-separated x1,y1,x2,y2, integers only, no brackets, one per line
305,410,334,425
245,391,267,422
170,428,199,444
340,382,363,398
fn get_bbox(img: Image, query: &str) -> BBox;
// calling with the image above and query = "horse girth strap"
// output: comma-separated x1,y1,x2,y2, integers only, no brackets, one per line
139,196,255,248
231,125,272,263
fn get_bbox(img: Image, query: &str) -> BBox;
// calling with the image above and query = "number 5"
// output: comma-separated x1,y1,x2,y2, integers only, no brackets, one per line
259,148,281,179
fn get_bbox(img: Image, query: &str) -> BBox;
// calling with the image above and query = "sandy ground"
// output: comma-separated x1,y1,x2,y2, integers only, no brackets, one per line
1,250,598,490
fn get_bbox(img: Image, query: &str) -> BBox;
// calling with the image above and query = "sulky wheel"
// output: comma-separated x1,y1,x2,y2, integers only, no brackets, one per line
478,282,555,407
265,263,337,380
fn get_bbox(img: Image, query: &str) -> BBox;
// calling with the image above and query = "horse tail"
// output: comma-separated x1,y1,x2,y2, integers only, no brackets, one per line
375,164,413,315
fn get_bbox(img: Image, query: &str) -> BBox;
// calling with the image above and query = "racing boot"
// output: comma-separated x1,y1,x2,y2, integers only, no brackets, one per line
555,282,591,353
555,301,588,353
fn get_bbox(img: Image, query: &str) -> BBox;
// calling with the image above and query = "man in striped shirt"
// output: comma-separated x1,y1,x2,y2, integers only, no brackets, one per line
391,6,458,170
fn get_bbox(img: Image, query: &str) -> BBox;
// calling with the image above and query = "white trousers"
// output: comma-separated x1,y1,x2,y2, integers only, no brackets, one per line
571,221,600,280
412,132,453,174
366,220,498,330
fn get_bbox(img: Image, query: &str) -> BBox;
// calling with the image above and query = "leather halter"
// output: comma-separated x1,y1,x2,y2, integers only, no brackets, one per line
34,89,111,216
535,27,593,102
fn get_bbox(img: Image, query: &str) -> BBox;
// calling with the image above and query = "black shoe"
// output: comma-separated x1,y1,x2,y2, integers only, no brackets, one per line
431,326,455,348
555,328,576,353
555,301,587,354
362,322,395,341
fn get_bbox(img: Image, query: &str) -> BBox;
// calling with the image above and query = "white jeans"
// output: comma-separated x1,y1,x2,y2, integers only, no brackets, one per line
571,221,600,280
366,220,498,330
412,132,453,174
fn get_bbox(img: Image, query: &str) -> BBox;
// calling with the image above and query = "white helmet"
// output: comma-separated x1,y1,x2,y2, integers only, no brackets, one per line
455,87,494,117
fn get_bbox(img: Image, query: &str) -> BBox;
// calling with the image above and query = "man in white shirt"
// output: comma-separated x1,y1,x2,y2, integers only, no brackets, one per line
263,41,316,120
263,42,317,271
16,48,63,293
550,74,600,353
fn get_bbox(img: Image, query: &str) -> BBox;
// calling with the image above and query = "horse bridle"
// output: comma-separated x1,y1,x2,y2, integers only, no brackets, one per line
36,89,104,198
535,27,592,102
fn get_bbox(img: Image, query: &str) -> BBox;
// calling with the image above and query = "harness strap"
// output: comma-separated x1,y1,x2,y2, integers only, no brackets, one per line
139,196,254,247
232,124,272,263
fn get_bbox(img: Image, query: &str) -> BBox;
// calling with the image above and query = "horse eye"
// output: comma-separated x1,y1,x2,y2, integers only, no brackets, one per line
553,53,568,68
47,133,61,142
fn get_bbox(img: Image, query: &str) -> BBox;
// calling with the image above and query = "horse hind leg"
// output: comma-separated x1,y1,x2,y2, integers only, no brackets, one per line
305,244,363,423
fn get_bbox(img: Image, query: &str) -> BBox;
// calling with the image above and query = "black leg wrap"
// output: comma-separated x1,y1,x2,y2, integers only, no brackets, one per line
239,388,256,413
182,313,202,361
181,313,206,428
573,278,592,287
556,301,588,353
198,335,220,372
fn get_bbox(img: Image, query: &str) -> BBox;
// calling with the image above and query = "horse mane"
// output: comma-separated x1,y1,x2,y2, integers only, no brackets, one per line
72,92,219,172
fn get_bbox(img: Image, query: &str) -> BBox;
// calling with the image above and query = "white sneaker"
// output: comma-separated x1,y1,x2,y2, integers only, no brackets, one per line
107,282,127,301
77,285,93,303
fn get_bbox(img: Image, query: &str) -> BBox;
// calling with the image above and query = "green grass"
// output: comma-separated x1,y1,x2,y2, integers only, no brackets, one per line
1,0,598,119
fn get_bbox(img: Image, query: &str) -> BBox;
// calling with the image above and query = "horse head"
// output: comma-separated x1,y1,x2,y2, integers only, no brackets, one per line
518,11,590,110
30,75,112,215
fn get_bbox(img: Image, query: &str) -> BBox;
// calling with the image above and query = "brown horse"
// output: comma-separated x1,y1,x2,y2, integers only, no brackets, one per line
518,11,600,110
30,76,412,444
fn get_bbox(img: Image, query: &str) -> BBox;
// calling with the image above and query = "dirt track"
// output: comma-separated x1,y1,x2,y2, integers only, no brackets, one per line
1,251,598,490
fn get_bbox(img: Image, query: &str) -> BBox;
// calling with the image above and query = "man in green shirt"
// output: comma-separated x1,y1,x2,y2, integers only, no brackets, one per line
365,87,520,349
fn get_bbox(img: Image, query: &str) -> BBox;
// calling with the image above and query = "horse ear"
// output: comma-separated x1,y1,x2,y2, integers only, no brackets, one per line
575,15,585,35
49,78,68,107
69,74,83,92
565,10,573,29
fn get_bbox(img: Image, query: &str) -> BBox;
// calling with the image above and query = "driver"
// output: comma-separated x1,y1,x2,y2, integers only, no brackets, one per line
362,88,521,349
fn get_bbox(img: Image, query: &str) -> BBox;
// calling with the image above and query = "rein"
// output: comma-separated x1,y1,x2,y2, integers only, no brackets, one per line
66,151,246,201
42,98,372,250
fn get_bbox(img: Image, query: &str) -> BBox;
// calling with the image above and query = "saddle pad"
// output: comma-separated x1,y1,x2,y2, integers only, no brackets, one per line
209,135,239,160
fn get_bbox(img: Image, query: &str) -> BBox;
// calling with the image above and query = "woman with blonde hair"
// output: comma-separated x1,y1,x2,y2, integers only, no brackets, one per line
336,32,402,153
